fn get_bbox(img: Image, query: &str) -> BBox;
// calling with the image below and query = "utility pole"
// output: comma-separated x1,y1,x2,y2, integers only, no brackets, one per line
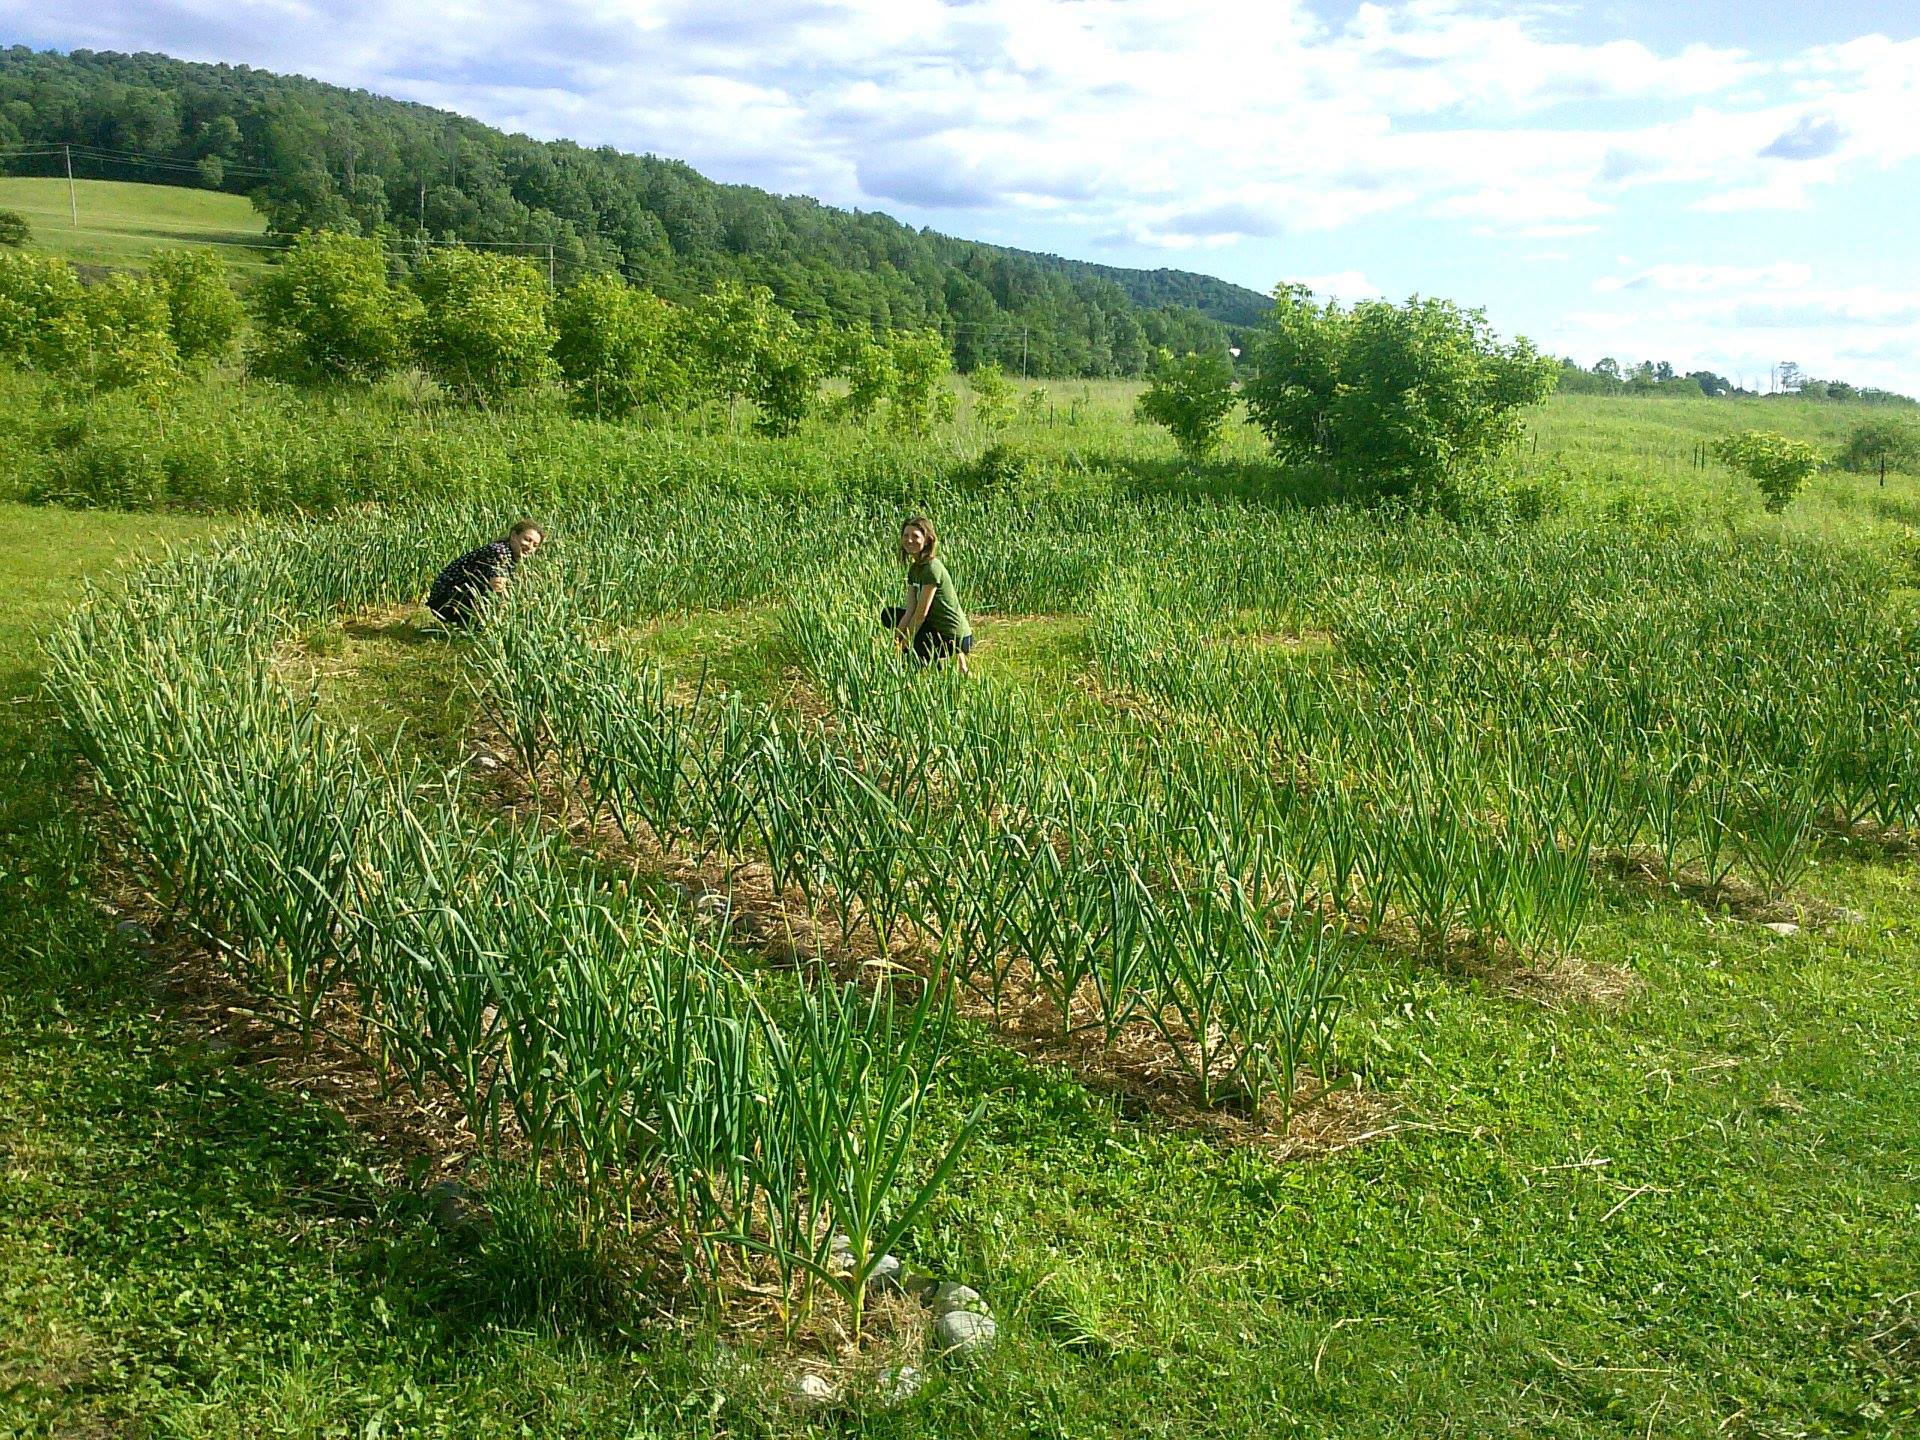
547,244,555,289
1020,325,1028,379
64,143,76,227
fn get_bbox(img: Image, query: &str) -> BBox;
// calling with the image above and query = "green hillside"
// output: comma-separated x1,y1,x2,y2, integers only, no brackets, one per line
0,175,270,271
0,46,1266,374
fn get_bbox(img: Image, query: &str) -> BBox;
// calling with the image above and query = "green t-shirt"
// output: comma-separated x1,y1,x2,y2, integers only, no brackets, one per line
908,556,971,639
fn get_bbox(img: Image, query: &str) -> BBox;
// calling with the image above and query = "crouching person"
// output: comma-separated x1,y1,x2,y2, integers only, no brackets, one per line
883,515,972,669
427,519,543,627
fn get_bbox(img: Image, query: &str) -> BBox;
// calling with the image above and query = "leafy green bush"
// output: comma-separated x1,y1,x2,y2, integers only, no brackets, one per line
1243,285,1555,500
683,280,817,435
0,249,86,368
1134,347,1236,460
956,439,1033,493
968,361,1014,434
74,273,180,395
1713,430,1821,514
147,249,244,366
749,319,818,438
886,328,954,436
1837,418,1920,476
0,210,29,248
412,247,555,403
553,274,685,418
825,330,895,424
249,231,417,385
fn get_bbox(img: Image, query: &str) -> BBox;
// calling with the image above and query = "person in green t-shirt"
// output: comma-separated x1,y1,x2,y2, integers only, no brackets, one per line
882,515,973,669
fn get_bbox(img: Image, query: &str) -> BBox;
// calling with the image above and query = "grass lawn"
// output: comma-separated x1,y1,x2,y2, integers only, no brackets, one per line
0,176,272,272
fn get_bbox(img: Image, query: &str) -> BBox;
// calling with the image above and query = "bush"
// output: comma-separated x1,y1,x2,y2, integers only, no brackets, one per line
826,330,895,424
1244,285,1556,500
0,249,86,368
683,280,817,434
1134,347,1236,460
147,249,244,365
553,274,685,418
412,247,555,403
886,328,954,436
249,231,417,385
0,210,29,248
749,319,818,438
956,440,1033,493
1714,430,1820,514
75,273,181,395
968,362,1014,433
1837,419,1920,476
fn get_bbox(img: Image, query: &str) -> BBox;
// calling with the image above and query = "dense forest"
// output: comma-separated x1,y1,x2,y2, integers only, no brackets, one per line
0,46,1272,375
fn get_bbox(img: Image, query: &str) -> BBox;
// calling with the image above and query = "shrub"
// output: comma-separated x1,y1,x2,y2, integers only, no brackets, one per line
147,248,244,365
0,210,29,248
412,247,555,403
968,361,1014,433
1134,347,1236,460
553,274,685,418
1244,285,1555,500
76,274,181,395
826,330,895,424
1714,430,1821,514
956,439,1033,493
1837,419,1920,477
684,280,817,434
0,250,86,368
249,231,417,385
750,317,818,438
886,328,954,436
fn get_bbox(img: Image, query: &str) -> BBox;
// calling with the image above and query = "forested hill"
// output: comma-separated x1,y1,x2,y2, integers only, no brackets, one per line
0,46,1273,375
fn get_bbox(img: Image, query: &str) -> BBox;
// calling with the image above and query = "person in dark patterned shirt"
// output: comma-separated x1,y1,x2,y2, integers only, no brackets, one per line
427,519,543,626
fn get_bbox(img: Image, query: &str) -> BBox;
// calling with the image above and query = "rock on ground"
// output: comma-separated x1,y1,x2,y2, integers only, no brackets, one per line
930,1310,997,1362
928,1282,987,1317
786,1372,835,1409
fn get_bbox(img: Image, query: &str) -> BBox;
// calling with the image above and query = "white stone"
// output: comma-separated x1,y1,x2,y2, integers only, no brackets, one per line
878,1365,921,1404
867,1254,904,1292
471,752,500,772
1762,921,1800,938
928,1282,987,1318
930,1310,997,1361
786,1373,835,1409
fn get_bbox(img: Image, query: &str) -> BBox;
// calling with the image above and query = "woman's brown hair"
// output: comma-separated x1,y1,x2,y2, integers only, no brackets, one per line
899,515,938,563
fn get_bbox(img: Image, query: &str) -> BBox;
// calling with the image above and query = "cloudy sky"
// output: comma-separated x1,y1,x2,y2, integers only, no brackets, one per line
7,0,1918,393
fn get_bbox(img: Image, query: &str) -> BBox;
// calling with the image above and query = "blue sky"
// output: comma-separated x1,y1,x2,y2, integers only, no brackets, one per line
5,0,1917,393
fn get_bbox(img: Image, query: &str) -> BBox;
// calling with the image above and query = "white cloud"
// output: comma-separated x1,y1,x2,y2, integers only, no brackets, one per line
1551,277,1920,395
14,0,1908,246
4,0,1918,392
1287,270,1384,303
1594,263,1815,294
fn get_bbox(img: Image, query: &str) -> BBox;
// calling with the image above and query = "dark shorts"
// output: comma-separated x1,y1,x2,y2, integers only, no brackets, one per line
881,606,973,663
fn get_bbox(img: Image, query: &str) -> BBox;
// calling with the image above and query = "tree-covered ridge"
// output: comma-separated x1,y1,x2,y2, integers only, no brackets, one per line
0,46,1270,376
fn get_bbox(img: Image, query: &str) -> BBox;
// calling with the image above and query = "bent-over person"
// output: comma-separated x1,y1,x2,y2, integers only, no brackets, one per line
428,519,543,627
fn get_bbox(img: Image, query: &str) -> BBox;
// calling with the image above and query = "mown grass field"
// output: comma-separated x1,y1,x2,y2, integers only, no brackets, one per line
0,176,272,271
4,379,1918,1440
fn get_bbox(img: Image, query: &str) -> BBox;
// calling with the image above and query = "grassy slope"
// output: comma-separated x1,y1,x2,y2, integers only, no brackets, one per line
0,176,271,271
3,487,1919,1433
